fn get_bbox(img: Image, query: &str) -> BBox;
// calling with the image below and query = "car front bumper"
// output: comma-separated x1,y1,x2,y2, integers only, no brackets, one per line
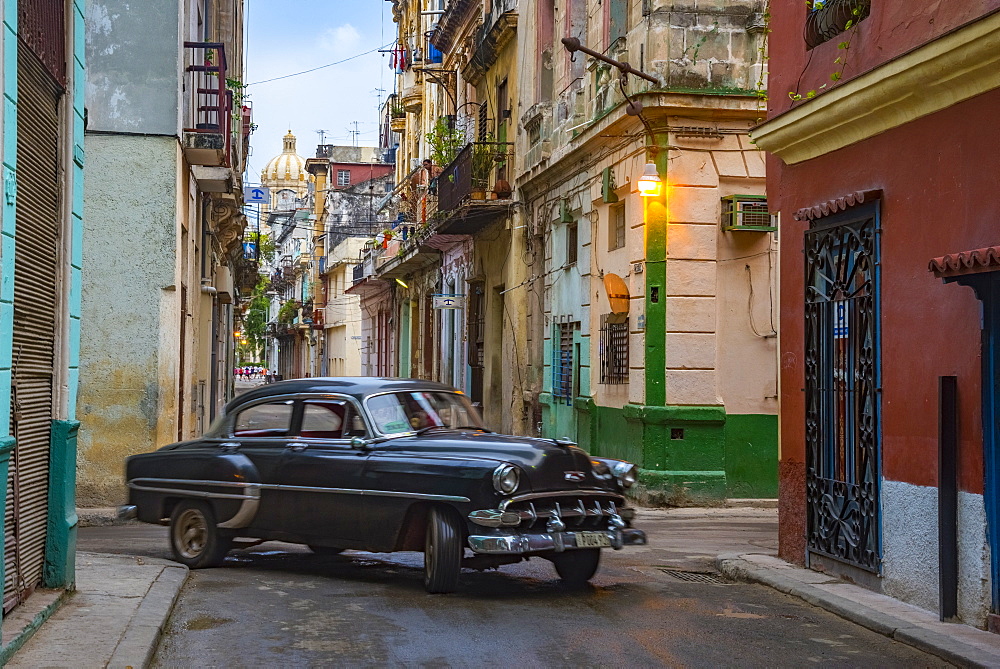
468,527,647,555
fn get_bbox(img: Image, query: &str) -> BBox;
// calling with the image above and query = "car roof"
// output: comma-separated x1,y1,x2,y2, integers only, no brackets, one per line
226,377,461,412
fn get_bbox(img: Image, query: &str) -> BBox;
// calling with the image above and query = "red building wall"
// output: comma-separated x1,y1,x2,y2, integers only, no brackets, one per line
767,2,1000,121
767,2,1000,563
330,163,394,189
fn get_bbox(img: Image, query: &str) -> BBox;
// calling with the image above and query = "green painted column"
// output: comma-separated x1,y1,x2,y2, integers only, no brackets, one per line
641,131,670,475
642,131,669,408
44,420,79,588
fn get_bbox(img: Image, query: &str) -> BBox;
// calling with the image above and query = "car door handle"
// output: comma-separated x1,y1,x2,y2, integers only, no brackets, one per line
287,442,309,452
219,442,241,453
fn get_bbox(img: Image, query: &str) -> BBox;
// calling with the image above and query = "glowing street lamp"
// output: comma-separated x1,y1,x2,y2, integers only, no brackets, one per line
637,163,662,197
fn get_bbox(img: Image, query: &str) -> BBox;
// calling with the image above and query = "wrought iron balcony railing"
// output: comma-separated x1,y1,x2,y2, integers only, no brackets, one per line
437,141,514,213
183,42,233,167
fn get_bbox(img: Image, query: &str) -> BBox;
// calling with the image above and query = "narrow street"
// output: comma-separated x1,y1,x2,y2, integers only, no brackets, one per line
80,511,946,667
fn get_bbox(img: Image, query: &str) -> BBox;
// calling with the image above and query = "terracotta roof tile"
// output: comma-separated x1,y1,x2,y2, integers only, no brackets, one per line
929,246,1000,278
792,189,881,221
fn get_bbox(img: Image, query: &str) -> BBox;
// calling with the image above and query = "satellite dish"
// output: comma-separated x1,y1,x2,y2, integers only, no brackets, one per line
603,273,630,314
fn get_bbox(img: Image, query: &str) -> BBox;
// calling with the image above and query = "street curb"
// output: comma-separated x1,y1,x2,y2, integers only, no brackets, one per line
717,554,1000,669
0,590,70,666
77,507,136,528
106,563,189,669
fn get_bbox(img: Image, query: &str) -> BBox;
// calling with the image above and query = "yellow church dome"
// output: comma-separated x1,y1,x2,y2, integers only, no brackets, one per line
261,130,307,185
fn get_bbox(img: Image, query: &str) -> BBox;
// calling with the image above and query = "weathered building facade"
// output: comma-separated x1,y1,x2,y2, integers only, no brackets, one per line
516,0,777,502
79,0,250,505
0,0,85,641
756,0,1000,627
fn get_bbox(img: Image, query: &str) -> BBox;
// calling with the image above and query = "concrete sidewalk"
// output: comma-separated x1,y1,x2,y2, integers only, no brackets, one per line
4,552,187,669
719,552,1000,668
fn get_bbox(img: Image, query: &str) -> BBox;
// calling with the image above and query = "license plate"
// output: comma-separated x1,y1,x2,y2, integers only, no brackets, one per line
575,531,611,548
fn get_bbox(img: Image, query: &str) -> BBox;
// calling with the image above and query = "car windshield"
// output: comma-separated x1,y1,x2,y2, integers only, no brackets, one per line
366,391,484,435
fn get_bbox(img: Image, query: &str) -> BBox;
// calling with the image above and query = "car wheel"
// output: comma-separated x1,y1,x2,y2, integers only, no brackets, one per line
169,500,232,569
308,545,345,556
550,548,601,585
423,507,462,594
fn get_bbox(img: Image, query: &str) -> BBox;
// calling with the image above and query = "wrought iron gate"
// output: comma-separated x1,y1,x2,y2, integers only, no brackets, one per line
804,203,881,572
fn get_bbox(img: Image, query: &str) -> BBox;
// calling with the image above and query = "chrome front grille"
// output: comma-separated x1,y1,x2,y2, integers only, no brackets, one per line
500,494,631,531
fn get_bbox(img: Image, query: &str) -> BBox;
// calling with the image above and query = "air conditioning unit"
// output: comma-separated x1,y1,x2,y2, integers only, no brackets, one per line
721,195,776,232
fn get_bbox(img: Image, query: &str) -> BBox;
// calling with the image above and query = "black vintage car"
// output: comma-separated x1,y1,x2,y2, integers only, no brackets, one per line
121,378,647,593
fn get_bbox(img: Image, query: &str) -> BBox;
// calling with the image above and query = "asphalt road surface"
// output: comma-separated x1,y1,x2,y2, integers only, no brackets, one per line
79,509,948,668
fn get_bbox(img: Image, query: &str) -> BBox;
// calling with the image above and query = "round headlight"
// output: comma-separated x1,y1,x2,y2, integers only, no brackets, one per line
493,464,520,494
613,462,638,489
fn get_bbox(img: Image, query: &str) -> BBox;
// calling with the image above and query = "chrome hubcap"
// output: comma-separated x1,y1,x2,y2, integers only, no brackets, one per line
174,509,208,559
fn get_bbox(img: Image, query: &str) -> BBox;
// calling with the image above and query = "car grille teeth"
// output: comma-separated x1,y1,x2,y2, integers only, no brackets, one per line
507,496,626,530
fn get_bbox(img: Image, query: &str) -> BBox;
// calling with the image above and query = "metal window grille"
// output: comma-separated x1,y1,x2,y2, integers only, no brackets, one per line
804,203,881,573
599,313,629,384
552,322,574,404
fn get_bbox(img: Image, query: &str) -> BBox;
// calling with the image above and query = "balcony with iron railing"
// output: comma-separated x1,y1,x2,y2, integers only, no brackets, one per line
183,42,233,168
435,141,514,234
464,0,518,80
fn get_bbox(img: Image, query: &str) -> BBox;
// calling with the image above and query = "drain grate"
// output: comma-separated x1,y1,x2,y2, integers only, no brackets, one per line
658,568,731,584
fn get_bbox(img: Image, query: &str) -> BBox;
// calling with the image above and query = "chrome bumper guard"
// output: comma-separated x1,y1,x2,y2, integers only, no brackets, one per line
468,528,647,555
117,505,138,521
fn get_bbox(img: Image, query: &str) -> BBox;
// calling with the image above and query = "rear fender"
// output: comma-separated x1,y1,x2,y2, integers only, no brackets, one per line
126,451,261,528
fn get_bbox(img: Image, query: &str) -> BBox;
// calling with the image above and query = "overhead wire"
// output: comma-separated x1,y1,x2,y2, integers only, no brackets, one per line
247,41,395,86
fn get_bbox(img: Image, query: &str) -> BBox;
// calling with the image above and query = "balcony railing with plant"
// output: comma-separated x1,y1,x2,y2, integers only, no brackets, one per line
183,42,233,167
437,141,514,212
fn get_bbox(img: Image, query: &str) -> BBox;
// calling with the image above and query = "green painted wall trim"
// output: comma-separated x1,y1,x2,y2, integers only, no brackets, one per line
0,436,13,639
633,468,728,505
0,590,71,665
622,403,726,425
45,420,79,588
724,413,778,498
557,401,777,502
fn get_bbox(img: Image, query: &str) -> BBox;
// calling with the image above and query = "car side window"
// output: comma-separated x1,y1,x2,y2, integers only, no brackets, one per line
299,401,369,439
300,402,346,439
232,401,294,437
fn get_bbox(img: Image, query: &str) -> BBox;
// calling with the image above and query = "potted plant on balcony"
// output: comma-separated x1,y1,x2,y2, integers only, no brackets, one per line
470,134,496,200
426,117,464,170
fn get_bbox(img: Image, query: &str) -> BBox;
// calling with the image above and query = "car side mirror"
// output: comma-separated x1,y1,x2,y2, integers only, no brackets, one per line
350,436,371,451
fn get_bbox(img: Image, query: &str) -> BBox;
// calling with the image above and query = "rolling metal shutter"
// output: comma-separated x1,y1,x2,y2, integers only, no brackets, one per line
5,41,62,610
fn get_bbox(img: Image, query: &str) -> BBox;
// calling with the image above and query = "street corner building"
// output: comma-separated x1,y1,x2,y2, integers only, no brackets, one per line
78,1,251,507
0,0,86,647
755,0,1000,628
349,0,779,505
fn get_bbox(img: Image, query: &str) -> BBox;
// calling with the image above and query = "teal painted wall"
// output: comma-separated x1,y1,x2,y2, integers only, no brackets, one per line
0,0,18,639
67,0,86,419
0,0,18,440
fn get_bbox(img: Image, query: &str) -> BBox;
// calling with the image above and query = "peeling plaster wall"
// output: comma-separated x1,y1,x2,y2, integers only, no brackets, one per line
881,479,991,626
85,0,181,134
78,134,180,506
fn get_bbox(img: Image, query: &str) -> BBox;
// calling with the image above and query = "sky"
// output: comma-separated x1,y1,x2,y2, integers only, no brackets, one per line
244,0,393,184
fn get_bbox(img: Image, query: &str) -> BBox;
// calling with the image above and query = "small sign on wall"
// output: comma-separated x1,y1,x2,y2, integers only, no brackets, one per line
432,294,465,309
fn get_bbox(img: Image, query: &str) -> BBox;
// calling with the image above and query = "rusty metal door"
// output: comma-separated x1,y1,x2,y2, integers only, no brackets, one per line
6,40,62,610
